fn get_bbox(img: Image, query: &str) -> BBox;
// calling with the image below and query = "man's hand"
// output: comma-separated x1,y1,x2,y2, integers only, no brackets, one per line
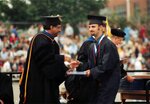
65,60,80,70
69,61,80,69
85,69,90,77
64,55,71,62
126,75,135,82
120,57,128,64
0,99,4,104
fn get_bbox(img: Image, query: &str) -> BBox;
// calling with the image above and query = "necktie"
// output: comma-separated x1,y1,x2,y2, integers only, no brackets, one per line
88,35,105,68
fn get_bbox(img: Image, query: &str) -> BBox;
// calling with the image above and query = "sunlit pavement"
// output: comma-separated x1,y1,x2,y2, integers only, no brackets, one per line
13,82,19,104
12,82,146,104
13,81,123,104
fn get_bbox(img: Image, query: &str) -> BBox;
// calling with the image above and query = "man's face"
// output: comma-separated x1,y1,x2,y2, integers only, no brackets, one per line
88,24,100,37
51,25,62,37
114,36,124,46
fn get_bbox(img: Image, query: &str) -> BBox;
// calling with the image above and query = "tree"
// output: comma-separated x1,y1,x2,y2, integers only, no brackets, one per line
29,0,107,24
0,0,29,21
0,0,107,27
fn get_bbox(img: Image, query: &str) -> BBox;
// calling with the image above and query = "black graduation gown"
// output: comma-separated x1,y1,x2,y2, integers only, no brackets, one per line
77,38,95,71
90,37,121,104
19,33,68,104
0,73,14,104
65,37,95,104
66,37,97,104
120,64,127,78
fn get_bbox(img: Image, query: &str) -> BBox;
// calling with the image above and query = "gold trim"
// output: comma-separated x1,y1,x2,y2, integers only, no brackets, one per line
19,33,54,104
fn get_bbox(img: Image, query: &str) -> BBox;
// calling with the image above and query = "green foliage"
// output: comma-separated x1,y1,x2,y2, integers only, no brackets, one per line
0,0,28,21
0,0,107,25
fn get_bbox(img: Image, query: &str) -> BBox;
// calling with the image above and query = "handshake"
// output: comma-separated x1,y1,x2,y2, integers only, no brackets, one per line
64,55,80,70
64,55,90,76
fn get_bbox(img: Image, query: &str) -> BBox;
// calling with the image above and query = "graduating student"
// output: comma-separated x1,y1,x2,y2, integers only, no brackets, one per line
84,28,127,104
65,15,106,104
111,29,134,93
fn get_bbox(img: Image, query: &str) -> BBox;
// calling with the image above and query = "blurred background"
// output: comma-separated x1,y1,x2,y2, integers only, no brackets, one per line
0,0,150,103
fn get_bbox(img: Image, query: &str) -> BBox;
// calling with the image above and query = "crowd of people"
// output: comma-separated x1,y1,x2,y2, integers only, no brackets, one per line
0,21,149,74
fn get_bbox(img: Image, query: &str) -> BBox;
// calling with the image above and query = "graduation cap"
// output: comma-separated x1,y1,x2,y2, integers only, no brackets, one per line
42,15,62,29
111,28,126,38
87,15,106,25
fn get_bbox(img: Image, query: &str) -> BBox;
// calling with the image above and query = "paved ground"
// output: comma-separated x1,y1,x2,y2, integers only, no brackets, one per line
12,82,146,104
12,81,122,104
13,82,19,104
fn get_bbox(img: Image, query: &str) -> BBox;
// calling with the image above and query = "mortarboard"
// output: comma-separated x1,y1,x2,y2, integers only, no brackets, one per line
42,15,62,29
111,28,126,38
87,15,106,25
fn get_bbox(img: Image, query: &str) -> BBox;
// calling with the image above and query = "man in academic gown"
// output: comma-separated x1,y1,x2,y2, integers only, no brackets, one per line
65,15,106,104
19,15,73,104
85,28,127,104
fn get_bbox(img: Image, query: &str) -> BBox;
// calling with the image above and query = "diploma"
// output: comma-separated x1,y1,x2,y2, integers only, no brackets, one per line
120,57,128,61
67,71,86,75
